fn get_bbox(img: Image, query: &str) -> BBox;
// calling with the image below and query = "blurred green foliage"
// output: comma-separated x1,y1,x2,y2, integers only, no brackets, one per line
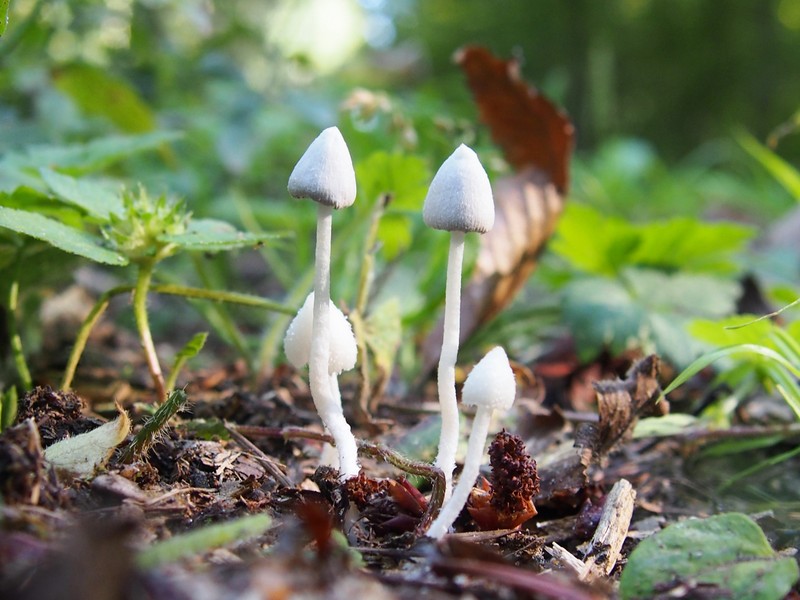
0,0,798,389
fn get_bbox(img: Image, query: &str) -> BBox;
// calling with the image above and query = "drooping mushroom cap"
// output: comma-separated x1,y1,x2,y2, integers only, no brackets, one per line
461,346,516,411
288,127,357,209
423,144,495,233
283,292,358,374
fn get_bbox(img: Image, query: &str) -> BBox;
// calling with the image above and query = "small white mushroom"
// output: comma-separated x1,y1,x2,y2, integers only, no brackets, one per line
287,127,359,480
424,144,495,499
427,346,516,540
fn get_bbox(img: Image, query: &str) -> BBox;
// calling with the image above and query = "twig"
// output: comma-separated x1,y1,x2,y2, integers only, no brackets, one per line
223,422,293,488
579,478,636,580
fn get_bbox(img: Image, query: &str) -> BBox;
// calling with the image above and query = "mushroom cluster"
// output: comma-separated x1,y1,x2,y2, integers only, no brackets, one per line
283,129,518,536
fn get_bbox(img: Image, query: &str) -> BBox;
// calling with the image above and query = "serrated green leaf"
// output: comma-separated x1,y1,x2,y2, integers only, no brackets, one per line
53,64,156,134
364,298,402,372
161,218,290,252
40,169,123,219
0,206,127,265
552,204,753,278
620,513,799,600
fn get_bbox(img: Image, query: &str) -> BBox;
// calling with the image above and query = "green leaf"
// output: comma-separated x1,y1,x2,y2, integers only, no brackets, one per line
663,344,800,398
364,298,402,372
0,0,9,37
53,64,156,133
562,269,739,366
166,332,208,392
738,130,800,201
40,169,124,220
633,414,698,438
161,219,290,252
355,152,429,259
551,204,753,277
0,206,128,265
136,513,271,569
620,513,799,600
9,132,181,175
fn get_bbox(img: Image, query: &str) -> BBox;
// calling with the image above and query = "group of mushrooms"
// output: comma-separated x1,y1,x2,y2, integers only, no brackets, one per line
282,127,516,540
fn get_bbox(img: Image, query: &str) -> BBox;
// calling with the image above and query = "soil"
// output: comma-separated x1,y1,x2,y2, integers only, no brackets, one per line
1,333,799,600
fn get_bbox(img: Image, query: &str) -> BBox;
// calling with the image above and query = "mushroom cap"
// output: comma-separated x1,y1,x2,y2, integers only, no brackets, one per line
288,127,357,209
461,346,516,411
283,292,358,374
422,144,495,233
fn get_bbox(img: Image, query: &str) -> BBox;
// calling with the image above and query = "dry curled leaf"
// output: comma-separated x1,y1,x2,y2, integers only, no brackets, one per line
423,47,574,374
577,355,668,463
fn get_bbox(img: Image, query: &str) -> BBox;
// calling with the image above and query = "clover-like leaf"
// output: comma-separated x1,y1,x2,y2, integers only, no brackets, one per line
620,513,799,600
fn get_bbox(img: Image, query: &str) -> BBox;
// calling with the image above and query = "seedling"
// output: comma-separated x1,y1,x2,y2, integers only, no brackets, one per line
287,126,360,480
424,144,495,498
427,346,516,539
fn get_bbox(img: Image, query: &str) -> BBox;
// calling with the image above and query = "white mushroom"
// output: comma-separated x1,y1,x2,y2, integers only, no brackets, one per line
426,346,516,540
287,127,359,480
424,144,495,499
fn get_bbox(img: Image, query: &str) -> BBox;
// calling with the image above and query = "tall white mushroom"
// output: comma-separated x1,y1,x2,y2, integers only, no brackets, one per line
287,127,359,480
424,144,495,498
426,346,516,540
284,292,359,474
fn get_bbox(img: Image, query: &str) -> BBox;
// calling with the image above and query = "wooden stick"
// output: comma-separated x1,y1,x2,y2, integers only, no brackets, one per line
580,478,636,581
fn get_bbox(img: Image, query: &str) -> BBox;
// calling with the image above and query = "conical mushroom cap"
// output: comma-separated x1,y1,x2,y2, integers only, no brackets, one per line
461,346,516,411
288,127,357,209
423,144,494,233
283,292,358,374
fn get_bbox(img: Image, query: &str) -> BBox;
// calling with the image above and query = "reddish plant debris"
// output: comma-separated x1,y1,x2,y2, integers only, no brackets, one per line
467,430,539,530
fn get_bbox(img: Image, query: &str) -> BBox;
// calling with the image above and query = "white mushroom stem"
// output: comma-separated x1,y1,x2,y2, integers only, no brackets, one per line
427,405,493,540
309,205,360,479
434,230,466,499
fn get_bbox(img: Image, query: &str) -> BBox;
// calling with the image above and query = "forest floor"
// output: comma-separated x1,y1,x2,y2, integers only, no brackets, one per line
2,316,799,600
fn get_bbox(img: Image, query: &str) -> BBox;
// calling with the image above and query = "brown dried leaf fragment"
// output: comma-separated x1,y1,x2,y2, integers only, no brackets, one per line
579,355,668,463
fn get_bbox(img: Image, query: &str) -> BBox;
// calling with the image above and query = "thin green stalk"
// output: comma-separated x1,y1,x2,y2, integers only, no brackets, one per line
152,284,295,314
8,265,31,391
134,258,166,402
61,284,132,390
189,254,252,372
0,0,46,59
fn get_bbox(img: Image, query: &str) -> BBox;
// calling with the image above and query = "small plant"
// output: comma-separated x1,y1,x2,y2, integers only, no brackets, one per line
0,133,293,399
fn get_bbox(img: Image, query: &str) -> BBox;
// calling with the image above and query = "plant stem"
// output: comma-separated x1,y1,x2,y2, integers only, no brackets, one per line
310,205,360,480
61,284,131,390
119,389,187,463
434,231,465,499
134,258,166,402
152,283,296,313
8,264,32,391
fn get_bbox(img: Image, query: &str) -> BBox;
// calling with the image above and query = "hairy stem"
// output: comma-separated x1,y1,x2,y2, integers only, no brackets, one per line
134,259,166,402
